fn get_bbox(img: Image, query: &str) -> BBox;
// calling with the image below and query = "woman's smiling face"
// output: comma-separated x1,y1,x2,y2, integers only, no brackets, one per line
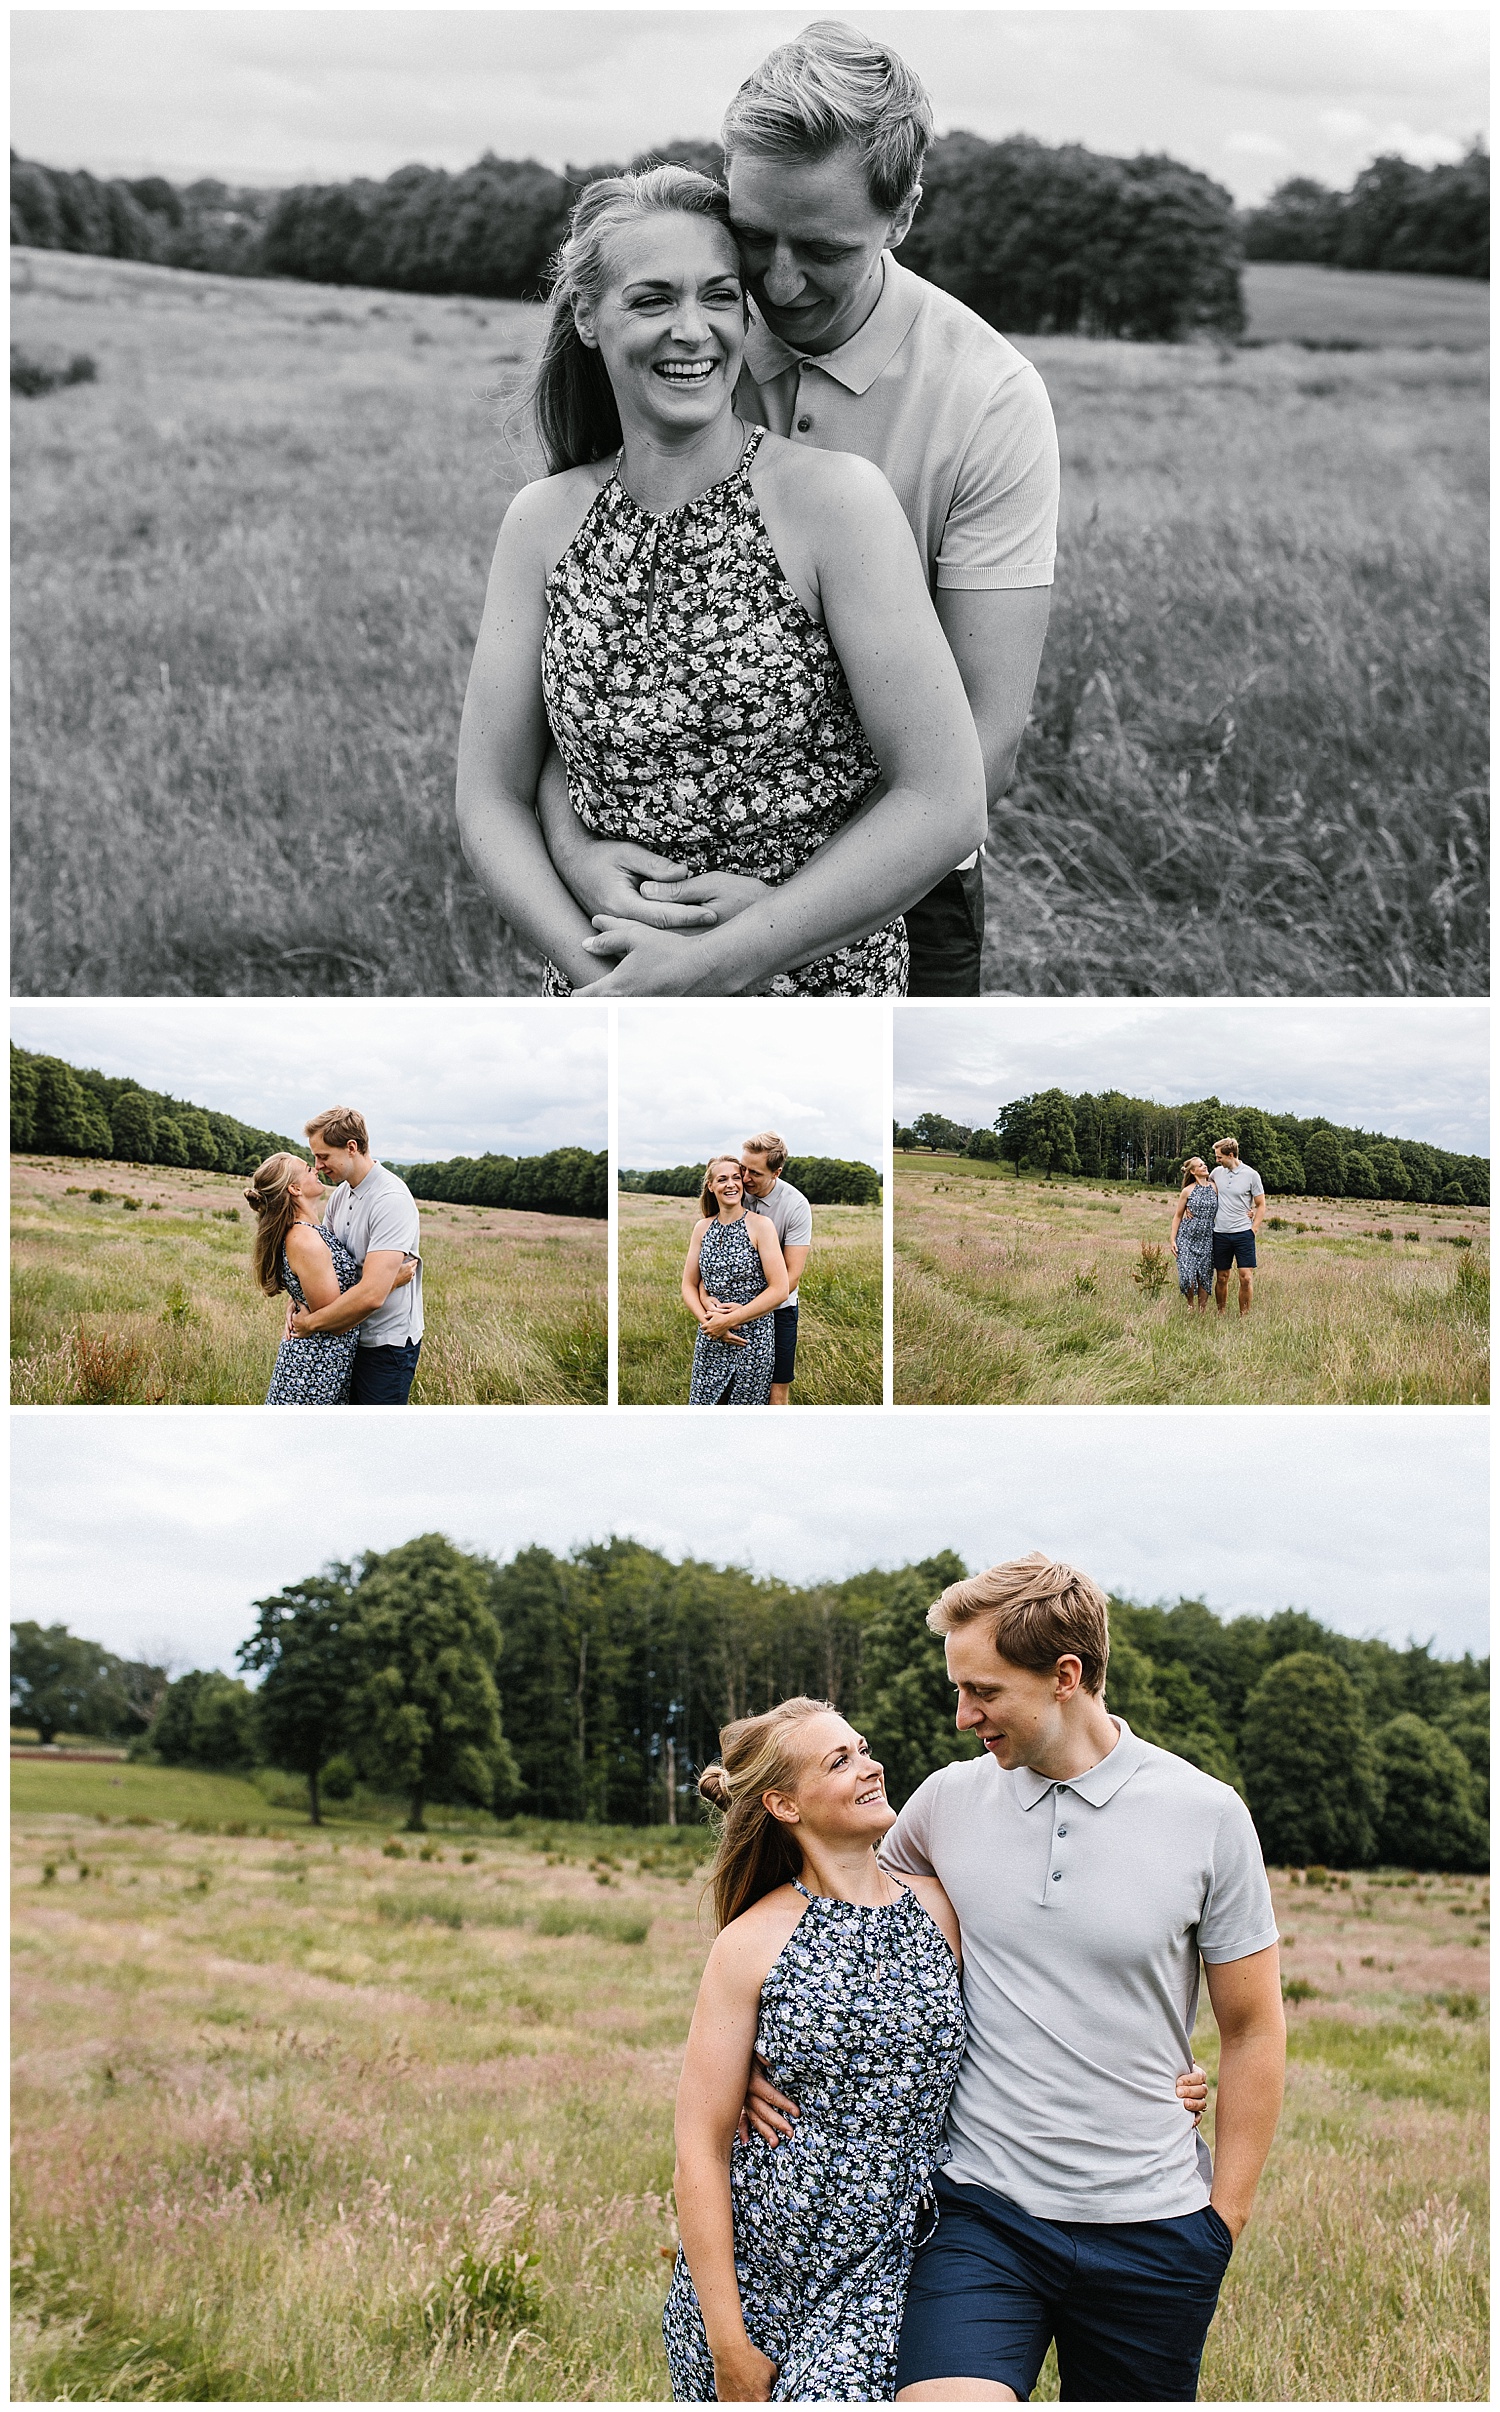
578,210,747,440
708,1158,745,1209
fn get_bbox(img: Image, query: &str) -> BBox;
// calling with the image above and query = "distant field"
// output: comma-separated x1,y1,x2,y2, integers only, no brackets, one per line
10,1154,606,1404
11,248,1486,998
1242,260,1489,351
618,1190,881,1405
12,1758,1487,2402
894,1156,1489,1405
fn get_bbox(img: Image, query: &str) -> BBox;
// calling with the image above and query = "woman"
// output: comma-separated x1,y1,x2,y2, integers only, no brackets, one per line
664,1701,1208,2403
456,167,986,998
246,1153,365,1404
684,1158,789,1405
1170,1157,1218,1312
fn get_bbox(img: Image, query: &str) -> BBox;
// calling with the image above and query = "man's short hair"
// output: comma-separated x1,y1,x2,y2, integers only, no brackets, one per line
742,1130,789,1174
1213,1137,1239,1160
927,1551,1111,1696
305,1107,369,1154
720,19,934,215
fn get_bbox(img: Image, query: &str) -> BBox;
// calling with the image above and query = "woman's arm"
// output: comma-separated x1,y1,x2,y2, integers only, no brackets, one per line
674,1922,782,2403
701,1218,789,1338
578,455,986,993
1169,1189,1190,1247
681,1220,712,1325
282,1225,343,1313
455,483,607,991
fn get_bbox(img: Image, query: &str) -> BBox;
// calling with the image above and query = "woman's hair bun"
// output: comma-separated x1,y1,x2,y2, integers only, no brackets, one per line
697,1764,731,1809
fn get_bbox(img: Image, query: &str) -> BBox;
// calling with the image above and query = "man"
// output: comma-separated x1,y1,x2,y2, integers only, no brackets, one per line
736,1133,812,1405
749,1552,1285,2403
540,21,1059,995
1210,1136,1266,1318
288,1108,424,1404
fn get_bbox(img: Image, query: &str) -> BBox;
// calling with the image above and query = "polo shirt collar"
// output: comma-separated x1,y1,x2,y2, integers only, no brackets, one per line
743,251,925,396
1011,1717,1147,1811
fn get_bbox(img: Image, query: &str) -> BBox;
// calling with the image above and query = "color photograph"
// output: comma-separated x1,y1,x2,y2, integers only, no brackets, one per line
617,1000,884,1406
10,1003,608,1404
894,1001,1488,1405
10,1407,1488,2402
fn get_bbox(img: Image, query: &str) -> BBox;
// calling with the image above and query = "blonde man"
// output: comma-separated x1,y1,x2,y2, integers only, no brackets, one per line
735,1132,812,1404
292,1109,423,1404
747,1552,1285,2404
1210,1137,1266,1318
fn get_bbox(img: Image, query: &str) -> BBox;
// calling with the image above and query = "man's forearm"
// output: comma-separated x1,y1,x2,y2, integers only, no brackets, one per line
297,1278,391,1335
1210,2027,1285,2232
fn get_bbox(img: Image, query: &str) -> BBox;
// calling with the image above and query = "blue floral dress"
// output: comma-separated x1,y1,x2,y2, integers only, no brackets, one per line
263,1226,362,1404
689,1216,775,1404
663,1880,965,2402
540,424,907,998
1175,1179,1217,1298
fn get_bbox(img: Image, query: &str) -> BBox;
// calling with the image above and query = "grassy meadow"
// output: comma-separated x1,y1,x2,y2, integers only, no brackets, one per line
894,1156,1489,1405
10,1154,606,1404
11,247,1487,998
12,1756,1488,2402
618,1190,881,1405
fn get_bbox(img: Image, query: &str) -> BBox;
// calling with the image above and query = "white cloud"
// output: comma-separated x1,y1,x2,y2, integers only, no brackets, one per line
617,1000,887,1169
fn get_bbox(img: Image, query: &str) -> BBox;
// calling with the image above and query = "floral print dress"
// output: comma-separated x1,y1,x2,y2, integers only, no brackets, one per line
263,1226,362,1404
663,1880,966,2403
1176,1179,1218,1297
688,1216,775,1405
540,424,907,998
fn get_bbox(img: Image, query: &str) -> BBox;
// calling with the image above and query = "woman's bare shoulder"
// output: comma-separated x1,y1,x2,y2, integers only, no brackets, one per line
503,461,613,568
282,1222,322,1258
713,1883,809,1976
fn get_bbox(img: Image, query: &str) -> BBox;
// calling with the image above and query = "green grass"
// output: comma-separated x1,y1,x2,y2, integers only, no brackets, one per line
894,1157,1489,1404
11,248,1486,999
11,1154,606,1403
617,1190,882,1404
11,1766,1486,2402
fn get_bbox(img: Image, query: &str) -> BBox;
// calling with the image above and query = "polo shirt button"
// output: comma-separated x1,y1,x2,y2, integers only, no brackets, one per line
796,415,812,432
1052,1871,1062,1882
1057,1826,1067,1837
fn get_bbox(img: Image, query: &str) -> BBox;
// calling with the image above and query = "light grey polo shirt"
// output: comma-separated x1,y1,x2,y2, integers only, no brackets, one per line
882,1718,1278,2223
1212,1164,1265,1233
750,1176,813,1307
323,1162,423,1348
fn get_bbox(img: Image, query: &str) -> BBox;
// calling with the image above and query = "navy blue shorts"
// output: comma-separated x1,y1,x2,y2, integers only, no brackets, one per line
894,2174,1234,2402
349,1339,421,1404
771,1304,799,1387
904,859,984,997
1211,1230,1257,1271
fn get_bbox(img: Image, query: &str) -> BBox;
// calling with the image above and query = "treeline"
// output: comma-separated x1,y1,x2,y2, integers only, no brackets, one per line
21,1537,1488,1868
11,1043,298,1177
10,1624,169,1746
13,129,1243,339
400,1147,607,1220
897,1093,1489,1204
620,1158,881,1206
1242,146,1488,281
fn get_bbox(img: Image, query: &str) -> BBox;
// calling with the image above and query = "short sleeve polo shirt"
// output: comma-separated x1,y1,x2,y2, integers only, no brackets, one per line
323,1163,423,1347
881,1718,1278,2223
1211,1164,1265,1233
753,1176,813,1306
734,252,1059,596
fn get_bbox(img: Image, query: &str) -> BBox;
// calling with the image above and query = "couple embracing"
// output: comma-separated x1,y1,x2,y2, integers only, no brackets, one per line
245,1108,423,1404
666,1554,1285,2403
682,1133,811,1405
458,20,1058,998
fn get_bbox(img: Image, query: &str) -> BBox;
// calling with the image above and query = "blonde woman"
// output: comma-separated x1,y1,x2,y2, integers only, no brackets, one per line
683,1157,789,1404
664,1698,966,2402
1169,1158,1218,1313
247,1153,385,1404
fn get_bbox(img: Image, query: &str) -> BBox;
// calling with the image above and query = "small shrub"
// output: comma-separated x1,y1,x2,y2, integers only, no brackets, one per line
11,345,98,396
1376,1227,1394,1241
460,1849,478,1864
435,2244,542,2338
320,1753,357,1802
161,1280,194,1326
40,1863,57,1886
1406,1230,1422,1242
381,1839,406,1859
122,1196,141,1211
418,1841,442,1862
1071,1264,1099,1294
1267,1215,1289,1230
1305,1865,1330,1886
214,1206,241,1223
148,1201,163,1212
65,1185,84,1194
1434,1989,1482,2020
1132,1241,1172,1295
1282,1976,1320,2002
73,1328,144,1403
1438,1233,1473,1248
87,1187,113,1205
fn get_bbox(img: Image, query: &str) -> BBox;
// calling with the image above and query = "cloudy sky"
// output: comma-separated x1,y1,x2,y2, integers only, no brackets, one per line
11,9,1487,205
12,1001,607,1160
618,999,886,1169
895,1002,1489,1154
11,1407,1487,1670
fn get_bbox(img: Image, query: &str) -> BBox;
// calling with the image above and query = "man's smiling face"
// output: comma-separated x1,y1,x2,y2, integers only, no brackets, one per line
725,145,918,356
945,1623,1075,1772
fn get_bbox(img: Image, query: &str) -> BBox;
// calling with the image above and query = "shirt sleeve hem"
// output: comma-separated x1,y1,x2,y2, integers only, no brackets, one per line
1200,1925,1281,1965
936,565,1056,591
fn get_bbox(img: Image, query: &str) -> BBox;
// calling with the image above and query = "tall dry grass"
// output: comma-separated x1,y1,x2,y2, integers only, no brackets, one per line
617,1190,881,1405
10,1155,606,1404
11,1766,1487,2402
894,1159,1489,1404
10,249,1486,998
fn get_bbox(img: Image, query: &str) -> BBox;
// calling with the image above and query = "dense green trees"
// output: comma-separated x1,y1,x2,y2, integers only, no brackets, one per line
1240,1654,1383,1866
11,1043,298,1174
1373,1715,1488,1871
146,1670,259,1771
237,1570,363,1826
348,1535,519,1831
618,1157,880,1206
404,1147,606,1219
10,1622,168,1746
11,155,278,274
1243,146,1488,279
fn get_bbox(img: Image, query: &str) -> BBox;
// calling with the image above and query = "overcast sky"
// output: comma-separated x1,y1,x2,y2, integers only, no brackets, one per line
618,1000,885,1168
11,9,1487,205
11,1001,606,1161
895,1002,1489,1155
11,1407,1487,1670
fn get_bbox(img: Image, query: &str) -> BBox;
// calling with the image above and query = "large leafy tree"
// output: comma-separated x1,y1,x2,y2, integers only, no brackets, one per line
859,1559,978,1809
1026,1089,1081,1179
1373,1716,1488,1871
11,1622,109,1745
148,1670,258,1769
237,1568,362,1825
347,1534,519,1831
1240,1653,1382,1866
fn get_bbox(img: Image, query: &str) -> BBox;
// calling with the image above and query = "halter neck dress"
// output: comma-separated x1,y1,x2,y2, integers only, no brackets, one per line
688,1213,775,1405
662,1878,965,2402
1176,1179,1217,1297
263,1225,362,1405
541,424,908,998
